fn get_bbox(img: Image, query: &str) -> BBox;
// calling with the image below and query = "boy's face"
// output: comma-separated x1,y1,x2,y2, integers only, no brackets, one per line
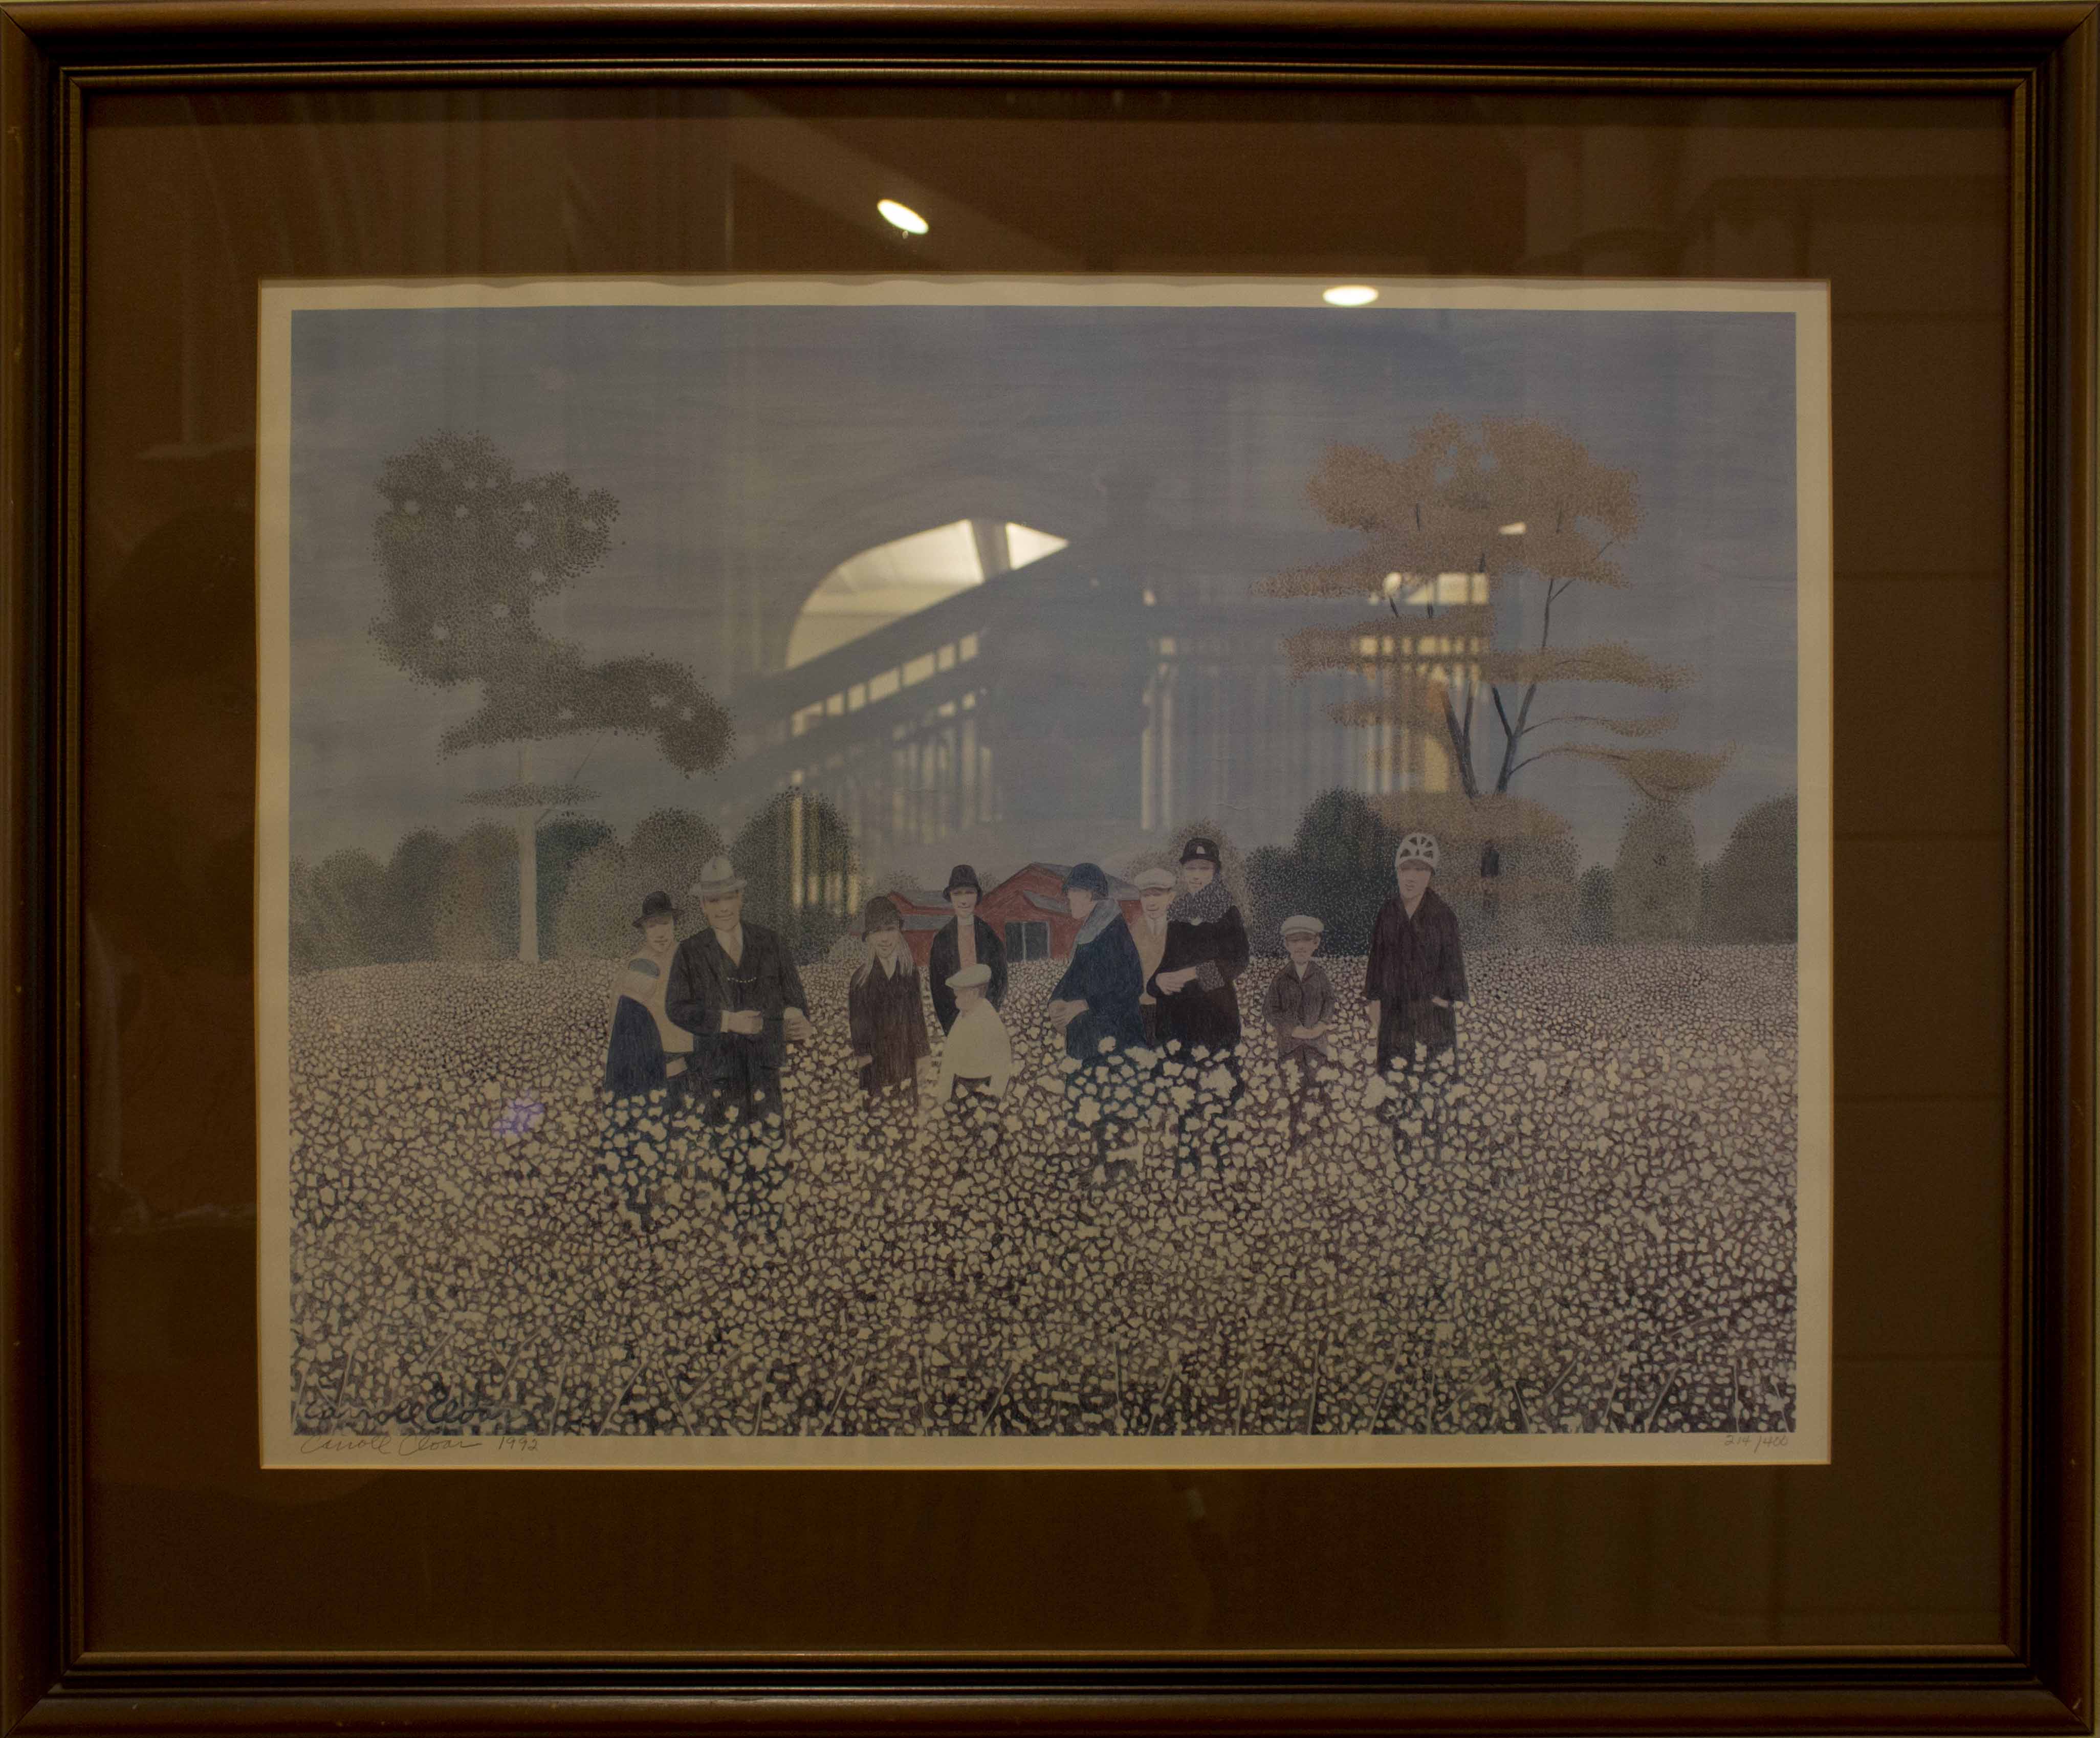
1285,930,1320,965
1180,858,1216,894
1395,861,1432,903
1140,887,1172,921
954,985,984,1014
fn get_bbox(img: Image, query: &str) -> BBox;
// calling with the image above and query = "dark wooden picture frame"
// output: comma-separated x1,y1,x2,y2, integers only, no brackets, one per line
0,2,2091,1731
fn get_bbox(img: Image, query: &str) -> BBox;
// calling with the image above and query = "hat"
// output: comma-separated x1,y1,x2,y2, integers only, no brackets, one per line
947,963,993,990
691,856,745,899
1134,866,1177,892
633,890,683,929
1280,914,1325,938
1179,836,1222,866
1061,861,1110,897
1394,832,1439,871
943,864,983,897
862,896,903,932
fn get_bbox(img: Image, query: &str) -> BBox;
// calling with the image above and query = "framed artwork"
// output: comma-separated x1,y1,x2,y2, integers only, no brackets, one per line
257,274,1833,1469
1,0,2090,1731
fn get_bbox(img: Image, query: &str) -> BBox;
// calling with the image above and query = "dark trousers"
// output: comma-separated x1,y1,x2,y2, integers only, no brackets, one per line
1280,1049,1330,1152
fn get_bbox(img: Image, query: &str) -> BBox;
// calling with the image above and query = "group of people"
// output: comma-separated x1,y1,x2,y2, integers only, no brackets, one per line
601,832,1472,1188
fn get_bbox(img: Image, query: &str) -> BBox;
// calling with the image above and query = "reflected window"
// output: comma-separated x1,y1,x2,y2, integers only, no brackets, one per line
784,518,1067,668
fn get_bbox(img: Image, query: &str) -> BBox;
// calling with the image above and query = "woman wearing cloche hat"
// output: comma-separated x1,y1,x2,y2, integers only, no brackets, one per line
926,862,1008,1035
601,890,696,1102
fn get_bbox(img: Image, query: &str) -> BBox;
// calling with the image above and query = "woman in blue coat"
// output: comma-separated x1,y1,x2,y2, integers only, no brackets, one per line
1046,862,1147,1176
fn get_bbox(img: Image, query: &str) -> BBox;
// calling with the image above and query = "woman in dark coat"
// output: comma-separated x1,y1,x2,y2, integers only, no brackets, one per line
848,897,932,1105
1148,836,1251,1056
602,891,696,1102
1046,863,1147,1177
926,863,1009,1034
1047,864,1147,1061
1147,836,1251,1176
1364,833,1470,1074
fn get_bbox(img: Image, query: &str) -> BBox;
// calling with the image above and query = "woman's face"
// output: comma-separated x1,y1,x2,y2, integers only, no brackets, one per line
643,915,675,948
1181,858,1216,894
872,928,900,963
1066,888,1097,923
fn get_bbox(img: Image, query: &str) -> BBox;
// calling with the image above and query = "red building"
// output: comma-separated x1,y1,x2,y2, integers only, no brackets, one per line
870,864,1143,967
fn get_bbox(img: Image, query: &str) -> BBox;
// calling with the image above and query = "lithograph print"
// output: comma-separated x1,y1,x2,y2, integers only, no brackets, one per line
258,277,1831,1466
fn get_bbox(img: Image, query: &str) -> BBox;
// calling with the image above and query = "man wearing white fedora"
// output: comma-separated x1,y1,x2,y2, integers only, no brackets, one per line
665,856,814,1156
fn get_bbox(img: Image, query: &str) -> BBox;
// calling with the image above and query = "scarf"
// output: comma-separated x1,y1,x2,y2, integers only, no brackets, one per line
1074,898,1122,947
1167,875,1235,927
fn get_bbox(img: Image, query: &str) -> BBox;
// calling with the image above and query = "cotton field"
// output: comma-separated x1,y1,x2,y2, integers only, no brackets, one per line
285,949,1799,1440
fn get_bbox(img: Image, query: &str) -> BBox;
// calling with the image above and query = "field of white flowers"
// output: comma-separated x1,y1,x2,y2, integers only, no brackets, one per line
285,947,1799,1440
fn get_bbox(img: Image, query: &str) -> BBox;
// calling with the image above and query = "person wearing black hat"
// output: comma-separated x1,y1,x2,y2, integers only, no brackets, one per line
848,897,933,1108
602,890,697,1102
926,863,1008,1034
1046,862,1149,1178
1148,836,1252,1176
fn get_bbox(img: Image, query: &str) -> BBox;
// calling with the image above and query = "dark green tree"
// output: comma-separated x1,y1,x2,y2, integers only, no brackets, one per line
731,789,859,963
1703,791,1798,943
368,430,734,962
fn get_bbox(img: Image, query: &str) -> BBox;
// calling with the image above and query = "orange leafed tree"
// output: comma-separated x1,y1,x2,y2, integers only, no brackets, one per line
1261,414,1729,806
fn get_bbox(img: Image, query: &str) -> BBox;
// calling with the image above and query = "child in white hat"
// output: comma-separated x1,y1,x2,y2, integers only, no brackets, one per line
932,962,1013,1106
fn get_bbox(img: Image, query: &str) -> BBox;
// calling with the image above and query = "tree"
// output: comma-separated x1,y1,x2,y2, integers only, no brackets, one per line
1703,791,1798,943
731,789,859,963
1246,791,1395,955
368,430,733,964
289,849,389,973
533,813,616,961
1261,416,1730,813
377,828,451,963
433,823,520,961
553,808,727,960
1612,798,1700,943
1574,863,1615,943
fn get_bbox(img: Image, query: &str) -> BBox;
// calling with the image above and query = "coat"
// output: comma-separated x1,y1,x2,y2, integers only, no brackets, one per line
602,946,695,1099
664,922,809,1114
1364,887,1468,1070
927,915,1009,1033
1051,911,1148,1062
1150,902,1250,1055
848,957,932,1098
1264,960,1336,1062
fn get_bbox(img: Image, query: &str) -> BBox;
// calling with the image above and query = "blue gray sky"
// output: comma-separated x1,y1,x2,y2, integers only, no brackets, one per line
287,295,1799,868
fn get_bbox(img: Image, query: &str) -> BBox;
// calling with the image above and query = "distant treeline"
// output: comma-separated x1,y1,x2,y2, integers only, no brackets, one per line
1244,788,1798,950
293,785,1796,975
290,791,858,974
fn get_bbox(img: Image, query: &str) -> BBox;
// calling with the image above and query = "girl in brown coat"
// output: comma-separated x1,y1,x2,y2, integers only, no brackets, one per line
849,898,932,1106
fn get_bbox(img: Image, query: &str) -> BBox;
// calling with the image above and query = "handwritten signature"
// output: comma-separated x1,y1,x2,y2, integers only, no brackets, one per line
299,1433,538,1459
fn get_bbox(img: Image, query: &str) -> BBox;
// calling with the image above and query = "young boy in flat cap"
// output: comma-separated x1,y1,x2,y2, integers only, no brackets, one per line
1264,914,1335,1154
932,961,1013,1117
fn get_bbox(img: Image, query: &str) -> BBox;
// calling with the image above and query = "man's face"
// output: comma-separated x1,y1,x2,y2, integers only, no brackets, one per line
703,888,743,930
1395,861,1432,903
950,887,978,918
1141,887,1172,921
1180,858,1216,895
954,985,983,1014
1066,888,1097,923
1286,930,1320,965
643,915,675,948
